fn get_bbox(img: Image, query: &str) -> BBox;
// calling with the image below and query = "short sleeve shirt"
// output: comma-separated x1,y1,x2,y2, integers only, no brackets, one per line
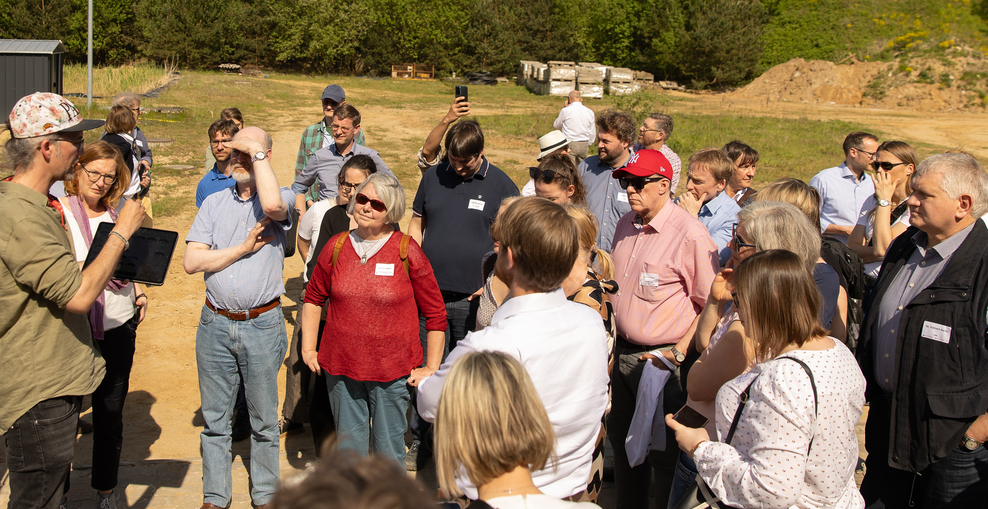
412,158,519,294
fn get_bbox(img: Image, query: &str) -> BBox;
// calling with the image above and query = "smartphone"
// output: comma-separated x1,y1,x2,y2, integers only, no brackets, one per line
455,85,468,102
673,405,709,429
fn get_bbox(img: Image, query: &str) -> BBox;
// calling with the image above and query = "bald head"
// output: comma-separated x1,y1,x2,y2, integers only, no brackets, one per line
568,90,582,103
235,126,273,151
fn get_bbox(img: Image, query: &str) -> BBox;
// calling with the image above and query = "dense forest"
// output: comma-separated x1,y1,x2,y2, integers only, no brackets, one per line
3,0,987,87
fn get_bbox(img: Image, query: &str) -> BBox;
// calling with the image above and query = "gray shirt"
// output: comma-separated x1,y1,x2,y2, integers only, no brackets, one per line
871,222,976,393
291,141,390,200
579,153,633,252
187,185,296,310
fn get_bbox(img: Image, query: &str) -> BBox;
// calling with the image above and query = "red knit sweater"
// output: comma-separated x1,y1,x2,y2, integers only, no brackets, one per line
305,231,446,382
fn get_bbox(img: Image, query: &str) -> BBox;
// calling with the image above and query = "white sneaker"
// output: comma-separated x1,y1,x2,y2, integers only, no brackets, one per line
97,493,117,509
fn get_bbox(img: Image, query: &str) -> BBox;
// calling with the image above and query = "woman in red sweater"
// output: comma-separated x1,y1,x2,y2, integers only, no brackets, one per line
300,173,446,465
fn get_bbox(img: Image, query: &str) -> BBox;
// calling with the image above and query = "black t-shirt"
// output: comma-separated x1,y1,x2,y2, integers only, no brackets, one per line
412,158,519,293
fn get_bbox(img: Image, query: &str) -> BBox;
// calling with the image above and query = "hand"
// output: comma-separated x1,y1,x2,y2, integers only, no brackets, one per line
241,217,274,254
302,349,321,375
443,97,470,124
677,191,706,217
873,170,899,203
224,136,263,156
408,366,436,387
467,286,484,301
136,294,148,323
140,173,151,189
114,198,146,238
665,414,711,459
709,268,735,303
139,160,151,171
639,350,678,369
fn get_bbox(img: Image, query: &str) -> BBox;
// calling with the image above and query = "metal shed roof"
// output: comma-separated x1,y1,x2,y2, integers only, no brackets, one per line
0,39,65,54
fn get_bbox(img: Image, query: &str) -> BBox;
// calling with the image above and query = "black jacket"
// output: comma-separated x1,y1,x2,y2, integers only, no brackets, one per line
858,221,988,472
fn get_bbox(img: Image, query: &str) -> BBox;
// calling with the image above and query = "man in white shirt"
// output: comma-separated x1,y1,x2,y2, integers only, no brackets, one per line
417,197,610,500
809,132,879,244
553,90,596,165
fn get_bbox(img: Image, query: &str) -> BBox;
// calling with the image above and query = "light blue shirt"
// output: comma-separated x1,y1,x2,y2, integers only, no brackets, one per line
291,141,390,200
187,185,296,310
809,163,876,244
695,191,740,266
579,153,633,252
195,163,236,208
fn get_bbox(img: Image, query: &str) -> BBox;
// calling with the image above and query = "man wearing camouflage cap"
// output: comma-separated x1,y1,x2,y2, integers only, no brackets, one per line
1,92,145,509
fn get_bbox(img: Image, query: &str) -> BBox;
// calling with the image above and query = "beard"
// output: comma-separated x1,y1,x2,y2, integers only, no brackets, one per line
231,166,252,183
214,151,231,162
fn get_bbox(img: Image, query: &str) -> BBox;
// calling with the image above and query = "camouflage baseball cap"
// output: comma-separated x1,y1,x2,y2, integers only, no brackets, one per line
8,92,105,139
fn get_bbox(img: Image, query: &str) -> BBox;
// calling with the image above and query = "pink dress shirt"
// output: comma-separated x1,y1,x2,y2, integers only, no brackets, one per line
610,201,719,346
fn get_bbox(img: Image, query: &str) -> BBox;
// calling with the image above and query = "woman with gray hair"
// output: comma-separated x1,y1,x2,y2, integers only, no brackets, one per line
300,173,446,465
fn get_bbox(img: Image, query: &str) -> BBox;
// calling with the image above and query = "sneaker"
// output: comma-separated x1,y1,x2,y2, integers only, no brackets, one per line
405,440,431,471
279,419,303,435
97,493,117,509
77,418,94,435
231,411,250,442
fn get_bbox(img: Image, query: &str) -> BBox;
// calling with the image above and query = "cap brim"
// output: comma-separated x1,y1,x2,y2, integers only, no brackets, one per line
59,119,105,132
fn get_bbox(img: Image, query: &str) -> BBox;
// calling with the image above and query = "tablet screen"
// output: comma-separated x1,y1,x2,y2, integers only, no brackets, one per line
83,223,179,286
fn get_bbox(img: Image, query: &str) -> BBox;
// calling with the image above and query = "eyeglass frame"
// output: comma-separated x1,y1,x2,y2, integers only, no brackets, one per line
618,175,665,192
732,223,756,249
871,160,907,171
51,136,85,149
209,138,233,147
78,163,118,185
529,167,560,184
331,123,354,134
355,193,387,212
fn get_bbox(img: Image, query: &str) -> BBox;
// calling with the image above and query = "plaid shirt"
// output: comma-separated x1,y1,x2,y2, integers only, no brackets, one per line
294,118,366,203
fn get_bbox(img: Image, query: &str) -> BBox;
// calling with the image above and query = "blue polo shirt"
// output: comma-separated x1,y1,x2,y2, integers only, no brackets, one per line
412,158,519,294
694,191,741,266
195,163,236,208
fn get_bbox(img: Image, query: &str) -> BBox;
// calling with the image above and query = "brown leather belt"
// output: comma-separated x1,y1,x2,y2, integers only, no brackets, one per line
206,298,280,321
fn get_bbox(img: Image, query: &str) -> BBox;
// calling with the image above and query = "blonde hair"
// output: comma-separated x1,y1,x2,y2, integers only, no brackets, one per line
564,204,614,280
755,178,821,229
734,249,826,362
435,351,556,497
104,104,136,134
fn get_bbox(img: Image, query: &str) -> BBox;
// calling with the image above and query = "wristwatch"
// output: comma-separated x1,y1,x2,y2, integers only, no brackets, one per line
251,151,266,163
670,347,686,364
960,435,983,451
877,198,891,207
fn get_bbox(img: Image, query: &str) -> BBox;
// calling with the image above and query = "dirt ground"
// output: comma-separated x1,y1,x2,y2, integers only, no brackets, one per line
1,78,986,507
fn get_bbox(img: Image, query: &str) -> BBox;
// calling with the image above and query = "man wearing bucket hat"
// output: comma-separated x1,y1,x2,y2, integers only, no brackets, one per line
1,92,146,509
606,149,718,509
521,130,572,197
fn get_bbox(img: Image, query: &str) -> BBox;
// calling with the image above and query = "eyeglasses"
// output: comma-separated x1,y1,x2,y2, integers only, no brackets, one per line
355,193,387,212
340,180,360,192
529,167,559,183
732,223,756,249
79,164,117,185
52,136,85,149
855,147,876,158
619,176,664,192
209,138,232,147
872,161,907,171
331,124,353,134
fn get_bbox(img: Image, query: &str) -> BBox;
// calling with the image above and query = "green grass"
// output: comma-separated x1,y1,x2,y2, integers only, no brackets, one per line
63,62,177,98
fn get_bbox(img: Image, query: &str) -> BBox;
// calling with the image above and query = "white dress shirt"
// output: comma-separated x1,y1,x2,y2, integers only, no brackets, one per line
417,288,610,500
553,102,597,143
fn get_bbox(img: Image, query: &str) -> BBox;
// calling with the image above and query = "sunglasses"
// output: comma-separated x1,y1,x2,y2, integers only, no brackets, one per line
871,161,907,171
529,167,559,183
732,223,756,249
619,176,664,192
355,193,387,212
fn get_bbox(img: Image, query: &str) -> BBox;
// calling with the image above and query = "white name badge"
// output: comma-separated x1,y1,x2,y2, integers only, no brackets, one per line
617,192,629,203
468,199,485,211
375,263,395,277
921,321,951,344
640,272,659,287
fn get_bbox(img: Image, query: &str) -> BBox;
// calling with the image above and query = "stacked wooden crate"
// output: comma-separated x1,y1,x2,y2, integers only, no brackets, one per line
517,61,540,88
606,67,637,95
545,61,576,96
633,70,654,89
576,63,604,99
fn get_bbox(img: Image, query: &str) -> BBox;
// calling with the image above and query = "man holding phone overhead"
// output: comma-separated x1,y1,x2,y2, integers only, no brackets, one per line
416,89,471,171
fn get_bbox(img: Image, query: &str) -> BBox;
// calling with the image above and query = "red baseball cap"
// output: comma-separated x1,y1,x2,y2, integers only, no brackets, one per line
612,149,673,180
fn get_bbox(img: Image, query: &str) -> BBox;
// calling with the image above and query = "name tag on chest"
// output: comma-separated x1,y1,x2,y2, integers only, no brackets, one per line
640,273,659,287
375,263,395,277
617,192,629,203
468,199,485,211
921,321,951,344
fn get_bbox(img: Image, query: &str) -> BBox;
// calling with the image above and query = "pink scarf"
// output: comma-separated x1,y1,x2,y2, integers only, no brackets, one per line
67,195,127,340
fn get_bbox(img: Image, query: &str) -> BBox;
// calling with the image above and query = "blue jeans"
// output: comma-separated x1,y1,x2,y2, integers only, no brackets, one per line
4,396,80,509
196,304,287,507
667,450,698,509
326,374,411,466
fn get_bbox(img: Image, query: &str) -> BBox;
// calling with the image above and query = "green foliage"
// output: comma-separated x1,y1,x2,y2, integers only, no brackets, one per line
268,0,371,72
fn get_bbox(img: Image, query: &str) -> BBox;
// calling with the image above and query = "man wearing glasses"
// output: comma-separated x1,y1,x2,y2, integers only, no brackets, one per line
293,85,367,211
1,92,146,509
632,113,681,195
606,149,719,508
809,131,879,244
291,104,390,206
195,119,241,208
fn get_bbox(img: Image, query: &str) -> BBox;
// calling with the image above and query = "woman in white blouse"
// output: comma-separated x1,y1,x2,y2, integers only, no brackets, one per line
667,249,866,509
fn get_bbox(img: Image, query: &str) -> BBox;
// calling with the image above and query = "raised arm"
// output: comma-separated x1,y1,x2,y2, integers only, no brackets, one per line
420,97,470,170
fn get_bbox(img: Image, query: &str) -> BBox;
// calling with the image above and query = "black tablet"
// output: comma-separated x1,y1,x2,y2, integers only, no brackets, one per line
83,223,179,286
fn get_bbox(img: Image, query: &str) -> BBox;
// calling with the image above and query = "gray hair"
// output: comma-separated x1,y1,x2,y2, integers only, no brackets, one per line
737,201,821,274
111,92,141,109
647,113,674,138
3,135,52,173
914,153,988,218
347,173,405,224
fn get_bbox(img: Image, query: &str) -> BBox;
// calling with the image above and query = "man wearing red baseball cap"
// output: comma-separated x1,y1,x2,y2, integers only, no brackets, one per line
605,149,719,507
1,92,145,509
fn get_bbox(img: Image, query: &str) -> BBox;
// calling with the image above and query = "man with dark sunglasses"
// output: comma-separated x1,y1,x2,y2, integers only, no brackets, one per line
579,110,637,252
2,92,146,509
606,149,719,508
809,131,879,244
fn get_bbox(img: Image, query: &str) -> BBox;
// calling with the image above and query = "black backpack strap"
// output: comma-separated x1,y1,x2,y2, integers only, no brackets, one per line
776,356,818,454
